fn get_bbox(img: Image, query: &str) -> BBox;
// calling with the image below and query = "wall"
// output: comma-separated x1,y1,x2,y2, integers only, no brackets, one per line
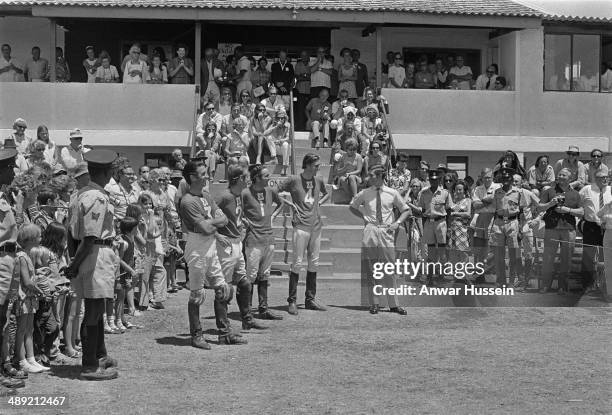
331,28,377,86
0,17,65,64
496,31,517,90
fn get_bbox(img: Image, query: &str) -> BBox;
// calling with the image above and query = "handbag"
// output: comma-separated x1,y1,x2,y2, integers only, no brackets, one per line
253,86,265,98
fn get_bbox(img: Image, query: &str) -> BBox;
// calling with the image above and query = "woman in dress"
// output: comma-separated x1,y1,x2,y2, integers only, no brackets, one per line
448,180,472,273
332,138,362,198
251,57,271,101
338,49,358,100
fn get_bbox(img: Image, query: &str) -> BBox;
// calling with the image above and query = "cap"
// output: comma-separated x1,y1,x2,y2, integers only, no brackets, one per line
365,104,379,115
499,167,516,179
13,118,27,129
420,160,430,169
0,148,17,167
69,129,83,140
227,165,246,182
567,145,580,154
83,149,117,169
428,169,442,180
73,162,89,178
437,163,448,171
53,164,67,176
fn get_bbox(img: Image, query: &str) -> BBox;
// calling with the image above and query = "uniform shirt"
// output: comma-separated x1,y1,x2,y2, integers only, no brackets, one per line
350,185,408,226
539,185,581,230
388,168,412,195
71,182,116,241
215,190,243,239
584,162,609,184
493,186,528,217
179,191,224,235
24,58,48,81
472,183,501,214
579,184,612,224
242,186,282,245
278,174,327,229
553,158,586,188
417,186,452,218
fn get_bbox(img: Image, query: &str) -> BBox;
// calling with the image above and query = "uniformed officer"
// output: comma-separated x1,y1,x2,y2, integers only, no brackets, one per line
179,161,245,349
0,149,26,389
66,149,120,381
490,167,529,287
349,165,411,315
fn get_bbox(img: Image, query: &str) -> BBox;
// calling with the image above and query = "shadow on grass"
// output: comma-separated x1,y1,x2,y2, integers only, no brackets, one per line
327,305,369,311
155,335,193,347
47,364,82,380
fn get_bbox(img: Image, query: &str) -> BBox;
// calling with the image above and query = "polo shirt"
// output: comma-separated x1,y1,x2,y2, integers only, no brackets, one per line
242,186,282,245
579,184,612,224
278,174,327,229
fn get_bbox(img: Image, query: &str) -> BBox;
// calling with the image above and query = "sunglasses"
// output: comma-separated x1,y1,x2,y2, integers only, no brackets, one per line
567,152,579,156
372,147,380,150
444,179,453,182
206,107,214,111
592,154,602,158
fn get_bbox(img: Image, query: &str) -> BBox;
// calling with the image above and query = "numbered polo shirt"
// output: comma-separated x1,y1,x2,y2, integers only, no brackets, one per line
242,186,283,245
278,174,327,230
215,190,244,240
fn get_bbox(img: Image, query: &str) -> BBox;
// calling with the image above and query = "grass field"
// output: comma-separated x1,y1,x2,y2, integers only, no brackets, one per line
4,279,611,415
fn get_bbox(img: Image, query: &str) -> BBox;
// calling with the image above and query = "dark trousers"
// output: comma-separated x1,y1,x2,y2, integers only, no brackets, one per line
0,301,7,354
295,93,310,131
581,220,604,287
80,298,107,369
213,291,232,336
34,300,59,358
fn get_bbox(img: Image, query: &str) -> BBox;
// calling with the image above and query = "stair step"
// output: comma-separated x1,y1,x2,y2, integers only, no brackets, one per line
271,261,334,275
274,248,362,272
274,237,331,250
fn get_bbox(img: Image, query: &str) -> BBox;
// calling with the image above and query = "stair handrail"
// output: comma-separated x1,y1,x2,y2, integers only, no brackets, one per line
289,78,297,176
190,84,201,159
378,92,396,175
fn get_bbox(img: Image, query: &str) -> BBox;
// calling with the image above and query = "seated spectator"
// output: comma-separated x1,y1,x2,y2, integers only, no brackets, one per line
121,43,148,74
83,46,100,83
36,125,58,168
95,54,119,83
250,104,273,164
24,46,48,82
251,57,271,100
168,44,194,84
306,88,332,149
0,43,23,82
238,89,256,120
60,129,89,170
54,47,70,82
414,61,436,89
475,65,497,90
123,46,149,84
387,53,407,88
448,55,472,90
331,89,355,120
147,54,168,84
335,122,360,153
170,149,186,172
333,138,363,198
265,109,291,176
338,48,358,100
360,105,386,156
356,87,387,117
601,61,612,92
434,58,448,89
331,106,362,139
493,150,526,179
554,145,587,190
261,86,285,119
528,155,555,192
362,142,391,182
585,148,609,184
224,117,250,168
494,76,509,90
196,102,223,140
221,103,250,138
5,118,32,154
195,122,222,180
217,87,233,116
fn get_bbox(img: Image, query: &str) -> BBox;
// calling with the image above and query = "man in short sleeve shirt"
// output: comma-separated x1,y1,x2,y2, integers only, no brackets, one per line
242,165,284,320
350,165,410,315
66,150,120,381
277,153,329,314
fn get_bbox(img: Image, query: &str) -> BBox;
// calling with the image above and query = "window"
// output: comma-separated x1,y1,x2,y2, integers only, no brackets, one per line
544,34,601,92
447,156,468,179
406,155,422,180
601,35,612,92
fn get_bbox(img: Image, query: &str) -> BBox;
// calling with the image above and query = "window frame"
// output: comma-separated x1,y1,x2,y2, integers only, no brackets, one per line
446,156,469,179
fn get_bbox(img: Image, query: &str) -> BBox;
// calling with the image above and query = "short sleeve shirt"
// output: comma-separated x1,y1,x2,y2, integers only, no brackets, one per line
539,185,581,229
278,174,327,229
73,183,116,240
493,186,528,217
95,65,119,82
242,186,282,245
215,190,243,239
307,99,331,121
449,65,473,90
350,186,408,225
417,187,452,218
179,191,223,235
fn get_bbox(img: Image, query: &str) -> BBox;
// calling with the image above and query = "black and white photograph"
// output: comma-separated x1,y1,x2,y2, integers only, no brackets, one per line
0,0,610,413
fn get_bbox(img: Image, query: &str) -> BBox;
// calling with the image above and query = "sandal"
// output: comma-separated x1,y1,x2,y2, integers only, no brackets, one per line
65,350,82,359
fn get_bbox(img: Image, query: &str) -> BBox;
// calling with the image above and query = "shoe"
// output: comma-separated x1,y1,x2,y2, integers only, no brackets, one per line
115,321,127,333
130,310,143,317
557,287,567,296
191,335,211,350
98,356,118,369
64,349,82,359
304,300,327,311
242,320,268,330
257,310,283,320
3,363,27,379
0,374,24,389
108,321,122,334
369,305,379,314
20,360,43,374
168,287,178,294
80,367,118,381
27,358,50,372
218,334,248,345
390,307,407,316
287,302,298,315
150,302,165,310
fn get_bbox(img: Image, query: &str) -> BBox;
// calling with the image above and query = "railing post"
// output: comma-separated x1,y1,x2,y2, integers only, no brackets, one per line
289,88,296,175
49,18,57,82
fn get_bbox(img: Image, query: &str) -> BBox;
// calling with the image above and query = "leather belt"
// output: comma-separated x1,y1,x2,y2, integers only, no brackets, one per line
496,214,519,221
93,239,114,247
427,216,445,222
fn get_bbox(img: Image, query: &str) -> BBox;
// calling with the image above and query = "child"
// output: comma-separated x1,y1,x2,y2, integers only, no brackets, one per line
13,224,46,373
115,217,141,330
125,204,146,316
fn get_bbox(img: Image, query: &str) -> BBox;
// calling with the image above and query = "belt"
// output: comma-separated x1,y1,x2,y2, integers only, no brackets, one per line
0,243,16,253
495,214,519,221
93,239,114,247
426,216,445,222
